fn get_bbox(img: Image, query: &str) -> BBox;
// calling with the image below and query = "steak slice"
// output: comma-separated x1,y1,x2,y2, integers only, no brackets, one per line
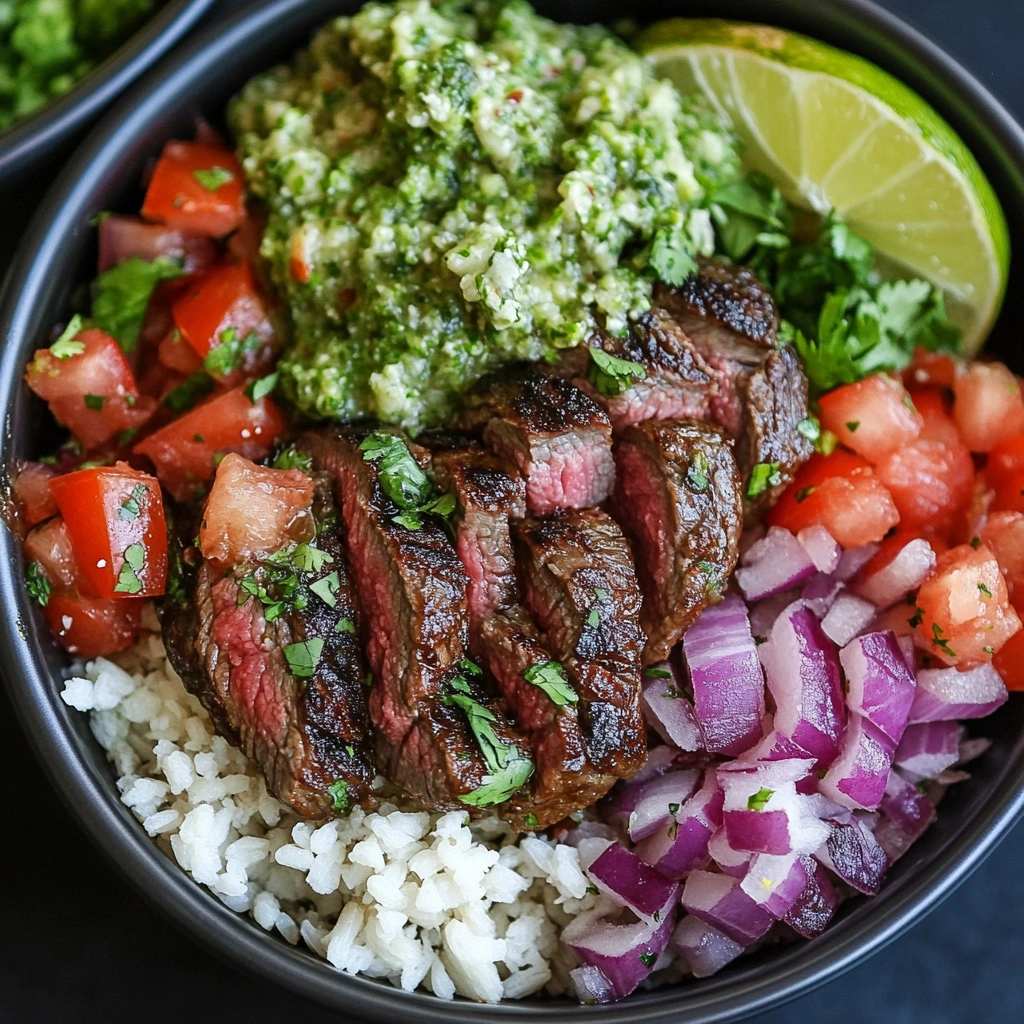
422,432,526,633
513,509,647,777
297,427,533,810
477,608,616,830
611,420,744,664
159,477,375,819
557,308,718,429
459,369,614,515
656,258,813,517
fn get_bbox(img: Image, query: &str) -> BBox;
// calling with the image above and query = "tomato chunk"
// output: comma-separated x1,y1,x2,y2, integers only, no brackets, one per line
994,625,1024,691
992,469,1024,514
980,511,1024,603
907,387,961,446
904,347,961,389
873,438,975,539
988,433,1024,486
952,361,1024,452
48,464,167,599
171,261,275,382
913,543,1021,667
25,328,157,449
13,462,59,528
767,450,899,548
141,141,245,238
200,454,315,567
818,374,922,461
134,386,288,501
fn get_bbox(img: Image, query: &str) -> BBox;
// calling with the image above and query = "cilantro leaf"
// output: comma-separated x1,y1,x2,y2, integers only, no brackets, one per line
523,661,577,706
284,637,325,678
163,372,215,414
335,616,355,634
273,447,313,473
25,562,51,606
204,328,262,379
588,347,646,397
114,542,146,594
192,167,235,191
643,666,671,679
310,571,340,608
458,754,534,807
649,223,697,286
747,787,774,811
523,812,539,829
326,778,351,814
84,394,104,410
50,315,86,358
359,432,432,508
687,450,710,492
245,372,279,403
747,462,782,499
291,543,333,573
92,257,182,352
117,484,147,521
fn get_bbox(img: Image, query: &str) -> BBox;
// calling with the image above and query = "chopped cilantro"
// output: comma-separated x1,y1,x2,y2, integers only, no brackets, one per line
978,582,992,599
449,674,472,694
970,536,983,550
796,416,821,443
523,812,539,829
421,492,457,518
747,787,774,811
650,223,697,286
310,571,340,608
117,484,147,521
291,543,333,574
163,372,215,414
523,661,577,706
84,394,104,410
586,605,600,628
638,950,656,968
25,562,51,606
747,462,782,499
908,608,925,628
192,166,235,191
643,667,671,679
326,778,351,815
588,348,647,397
204,327,262,378
795,485,816,504
668,802,680,815
119,428,140,446
49,315,86,358
335,617,355,634
931,622,956,658
754,634,766,646
393,509,423,531
284,637,325,678
244,372,279,404
845,420,860,433
92,257,182,352
273,447,313,473
687,450,710,492
460,658,482,677
114,542,146,594
984,645,995,656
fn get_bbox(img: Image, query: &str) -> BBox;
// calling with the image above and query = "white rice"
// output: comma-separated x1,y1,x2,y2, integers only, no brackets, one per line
59,619,606,1002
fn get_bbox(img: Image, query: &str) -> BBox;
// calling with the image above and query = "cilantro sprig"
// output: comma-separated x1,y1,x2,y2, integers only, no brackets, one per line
523,661,577,706
588,348,646,397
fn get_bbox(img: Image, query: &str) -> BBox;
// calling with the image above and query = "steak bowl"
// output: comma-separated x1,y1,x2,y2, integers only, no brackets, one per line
2,0,1024,1021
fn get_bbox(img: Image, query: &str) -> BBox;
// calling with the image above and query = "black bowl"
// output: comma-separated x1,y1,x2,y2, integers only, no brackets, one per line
2,1,1023,1022
0,0,217,184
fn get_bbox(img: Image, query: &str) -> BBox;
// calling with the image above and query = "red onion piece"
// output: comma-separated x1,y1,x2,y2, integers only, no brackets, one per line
736,527,817,601
908,663,1008,723
748,589,801,641
822,591,877,647
797,526,841,574
801,573,845,617
841,630,916,743
819,714,897,810
683,594,766,756
681,869,774,946
759,603,846,764
724,807,795,855
634,771,724,879
834,542,879,582
784,856,841,938
708,828,752,878
570,965,616,1005
580,840,681,922
641,670,704,752
625,771,701,842
894,721,961,781
957,737,991,765
602,753,692,828
741,724,813,762
853,538,936,609
873,769,936,862
897,634,916,672
559,819,619,848
740,852,808,918
672,916,745,978
99,214,217,274
815,816,888,894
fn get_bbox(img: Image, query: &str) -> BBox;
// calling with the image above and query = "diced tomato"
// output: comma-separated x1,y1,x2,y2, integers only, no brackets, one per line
13,462,59,528
904,347,961,389
992,469,1024,514
988,433,1024,486
48,464,167,600
767,450,899,548
873,438,975,538
994,624,1024,691
980,511,1024,603
25,328,157,449
170,261,275,382
957,473,995,546
858,527,945,580
157,329,204,376
952,361,1024,452
43,592,143,658
907,387,961,446
24,516,82,594
133,386,288,501
141,141,245,238
818,373,922,462
98,214,218,275
913,543,1021,667
200,454,314,567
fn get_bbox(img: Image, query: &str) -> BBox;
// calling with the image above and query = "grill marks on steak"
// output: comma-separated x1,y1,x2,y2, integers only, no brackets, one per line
460,370,614,515
159,480,375,819
297,427,532,810
611,420,744,664
513,509,647,777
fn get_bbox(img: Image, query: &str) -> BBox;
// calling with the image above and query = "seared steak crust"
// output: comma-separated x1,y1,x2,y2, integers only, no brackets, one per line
460,370,614,515
611,420,744,664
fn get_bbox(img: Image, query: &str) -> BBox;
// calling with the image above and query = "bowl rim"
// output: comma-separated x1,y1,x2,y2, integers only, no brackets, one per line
0,0,218,184
2,0,1024,1021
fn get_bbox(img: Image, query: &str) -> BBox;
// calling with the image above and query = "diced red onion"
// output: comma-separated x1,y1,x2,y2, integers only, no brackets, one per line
560,819,619,848
894,721,961,781
784,856,841,938
797,526,841,574
873,770,936,862
814,816,888,895
801,573,845,617
708,827,752,878
724,805,795,856
626,771,701,842
570,965,616,1005
748,590,800,641
99,214,217,274
579,839,681,923
681,869,774,946
759,603,846,764
719,756,817,789
736,527,817,601
822,591,878,647
853,539,936,609
641,670,704,752
633,771,723,879
740,852,808,918
909,663,1008,723
834,542,879,582
671,916,745,978
957,737,991,765
683,594,765,756
897,634,916,673
841,630,915,743
819,714,897,810
741,724,812,762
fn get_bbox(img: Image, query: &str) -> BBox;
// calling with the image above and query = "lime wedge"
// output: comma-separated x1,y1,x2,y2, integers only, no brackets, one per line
638,19,1009,352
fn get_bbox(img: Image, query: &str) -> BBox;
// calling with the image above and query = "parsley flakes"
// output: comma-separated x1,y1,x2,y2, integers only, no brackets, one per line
25,562,51,606
117,484,147,521
687,450,711,492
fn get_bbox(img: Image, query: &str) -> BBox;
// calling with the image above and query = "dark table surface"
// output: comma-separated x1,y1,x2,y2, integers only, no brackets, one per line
2,0,1023,1021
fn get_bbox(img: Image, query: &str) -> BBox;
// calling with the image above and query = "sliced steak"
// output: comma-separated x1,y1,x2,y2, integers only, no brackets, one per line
159,478,375,819
297,427,533,810
611,420,744,664
513,509,647,778
477,608,616,829
656,258,813,516
459,370,614,515
557,308,718,429
422,432,526,633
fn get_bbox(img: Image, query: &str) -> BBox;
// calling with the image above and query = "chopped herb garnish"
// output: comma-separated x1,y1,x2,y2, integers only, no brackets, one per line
795,485,816,504
747,787,774,811
585,884,598,895
845,420,860,432
978,582,992,599
163,372,215,414
310,571,340,608
421,492,457,518
284,637,325,678
291,543,333,574
192,166,235,191
524,661,577,706
84,394,104,410
50,315,85,358
523,812,539,829
335,616,355,634
92,257,182,352
273,447,313,473
970,536,983,550
204,328,262,378
687,450,711,492
586,605,600,628
796,416,820,442
449,674,472,694
460,658,482,677
747,462,782,499
326,778,351,815
984,646,995,656
908,607,925,629
754,634,767,646
643,667,671,679
118,428,139,446
588,348,646,397
245,372,279,403
25,562,51,606
931,622,956,658
392,509,423,530
638,951,656,968
114,542,146,595
668,802,680,815
117,484,147,521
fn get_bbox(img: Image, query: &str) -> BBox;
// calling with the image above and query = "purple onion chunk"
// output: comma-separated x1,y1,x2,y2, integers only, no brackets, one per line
736,527,817,601
908,663,1008,723
841,630,916,743
784,857,841,938
834,542,879,582
797,526,841,574
672,916,745,978
724,808,794,856
759,603,846,764
681,869,774,946
708,827,753,878
815,816,888,895
740,853,808,918
641,668,704,752
894,721,962,781
570,965,616,1005
626,770,702,842
683,594,766,756
853,538,935,609
580,840,682,923
874,769,936,862
819,714,897,811
801,573,845,618
821,591,877,647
